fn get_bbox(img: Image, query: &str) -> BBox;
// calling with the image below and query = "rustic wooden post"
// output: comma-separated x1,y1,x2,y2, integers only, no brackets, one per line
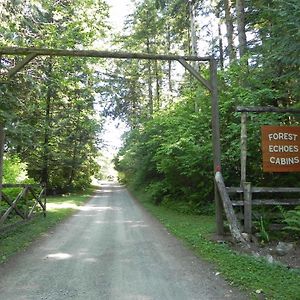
24,186,29,219
0,124,5,202
210,58,224,235
215,172,248,245
243,181,252,234
43,185,46,217
240,112,247,185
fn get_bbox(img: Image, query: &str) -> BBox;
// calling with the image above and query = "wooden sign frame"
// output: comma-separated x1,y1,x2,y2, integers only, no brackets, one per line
261,125,300,172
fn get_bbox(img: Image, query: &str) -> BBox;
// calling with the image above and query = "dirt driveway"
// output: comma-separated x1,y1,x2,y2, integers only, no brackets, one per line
0,182,248,299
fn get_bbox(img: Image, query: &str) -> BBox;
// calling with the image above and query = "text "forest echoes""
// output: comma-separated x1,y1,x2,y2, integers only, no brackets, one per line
261,126,300,172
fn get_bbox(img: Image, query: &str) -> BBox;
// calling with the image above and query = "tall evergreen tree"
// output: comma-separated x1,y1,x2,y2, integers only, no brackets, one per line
0,0,109,192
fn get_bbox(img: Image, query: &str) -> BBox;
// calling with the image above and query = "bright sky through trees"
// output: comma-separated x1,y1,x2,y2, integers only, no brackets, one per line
108,0,134,32
101,0,133,154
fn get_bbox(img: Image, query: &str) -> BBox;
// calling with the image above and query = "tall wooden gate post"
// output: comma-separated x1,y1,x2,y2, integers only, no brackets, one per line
243,181,252,233
179,57,224,235
210,58,224,235
240,112,247,184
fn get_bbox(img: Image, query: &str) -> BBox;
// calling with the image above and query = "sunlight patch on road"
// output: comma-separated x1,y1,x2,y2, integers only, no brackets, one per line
83,257,97,263
45,253,72,260
94,220,148,228
95,188,125,193
47,201,79,211
48,202,119,213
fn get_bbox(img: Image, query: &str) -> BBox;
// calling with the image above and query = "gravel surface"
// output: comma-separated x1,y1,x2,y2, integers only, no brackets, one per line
0,182,249,300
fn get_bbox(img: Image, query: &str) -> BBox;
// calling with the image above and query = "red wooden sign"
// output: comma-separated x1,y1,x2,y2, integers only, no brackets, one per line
261,126,300,172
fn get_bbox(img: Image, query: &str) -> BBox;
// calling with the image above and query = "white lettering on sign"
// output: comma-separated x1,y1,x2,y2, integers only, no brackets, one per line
268,133,298,141
269,145,299,153
262,126,300,172
268,132,299,165
270,157,300,165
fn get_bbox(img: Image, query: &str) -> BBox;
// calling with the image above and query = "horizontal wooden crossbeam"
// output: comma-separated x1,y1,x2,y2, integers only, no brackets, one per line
227,186,300,193
2,183,42,188
0,47,213,94
0,47,211,62
232,199,300,206
236,106,300,114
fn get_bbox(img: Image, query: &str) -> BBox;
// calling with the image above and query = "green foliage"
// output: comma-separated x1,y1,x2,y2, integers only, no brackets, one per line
283,206,300,236
115,97,216,208
257,216,270,243
0,1,109,193
248,0,300,102
3,155,28,184
116,58,299,211
112,0,300,211
1,155,35,202
218,60,300,187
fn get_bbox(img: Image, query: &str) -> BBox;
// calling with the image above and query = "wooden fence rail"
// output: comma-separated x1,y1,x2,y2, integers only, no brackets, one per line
0,184,46,230
227,187,300,194
227,184,300,234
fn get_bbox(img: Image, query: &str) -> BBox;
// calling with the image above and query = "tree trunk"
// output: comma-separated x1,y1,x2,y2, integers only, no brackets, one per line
217,12,224,70
236,0,247,58
155,59,160,111
189,0,198,61
223,0,236,62
188,0,199,112
146,38,153,116
166,22,173,95
68,136,81,187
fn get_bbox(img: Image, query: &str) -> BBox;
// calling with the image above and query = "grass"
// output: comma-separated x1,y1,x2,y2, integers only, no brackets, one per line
133,189,300,300
0,187,95,264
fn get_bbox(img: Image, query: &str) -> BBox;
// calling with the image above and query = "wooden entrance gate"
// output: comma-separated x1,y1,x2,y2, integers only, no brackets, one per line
0,46,224,234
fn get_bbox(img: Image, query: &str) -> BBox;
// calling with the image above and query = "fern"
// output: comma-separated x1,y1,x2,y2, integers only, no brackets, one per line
283,206,300,233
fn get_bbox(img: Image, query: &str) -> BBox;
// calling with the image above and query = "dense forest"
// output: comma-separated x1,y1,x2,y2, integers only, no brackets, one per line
0,0,110,193
0,0,299,211
113,0,300,213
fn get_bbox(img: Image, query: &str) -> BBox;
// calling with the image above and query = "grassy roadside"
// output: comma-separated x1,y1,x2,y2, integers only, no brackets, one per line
0,187,95,264
132,189,300,300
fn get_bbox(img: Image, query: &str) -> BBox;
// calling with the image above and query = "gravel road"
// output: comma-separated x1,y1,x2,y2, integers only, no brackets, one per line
0,182,248,300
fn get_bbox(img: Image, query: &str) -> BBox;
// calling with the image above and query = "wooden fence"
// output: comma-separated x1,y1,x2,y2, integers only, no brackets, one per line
215,171,300,244
227,185,300,234
0,184,46,230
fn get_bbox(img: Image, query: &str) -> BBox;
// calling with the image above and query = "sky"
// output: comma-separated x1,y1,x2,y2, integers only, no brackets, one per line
108,0,134,32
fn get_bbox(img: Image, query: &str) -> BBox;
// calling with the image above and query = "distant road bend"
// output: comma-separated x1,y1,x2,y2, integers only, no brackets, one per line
0,182,248,300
